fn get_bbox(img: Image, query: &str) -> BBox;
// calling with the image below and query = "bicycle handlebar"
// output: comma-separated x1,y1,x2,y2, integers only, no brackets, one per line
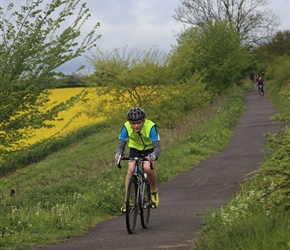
117,156,153,170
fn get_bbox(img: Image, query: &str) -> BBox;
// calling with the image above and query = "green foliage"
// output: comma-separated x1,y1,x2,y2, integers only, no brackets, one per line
168,30,201,83
267,56,290,87
86,46,170,122
172,20,252,95
265,30,290,57
56,74,87,88
0,0,101,156
150,72,212,128
255,30,290,71
269,89,290,123
87,46,213,129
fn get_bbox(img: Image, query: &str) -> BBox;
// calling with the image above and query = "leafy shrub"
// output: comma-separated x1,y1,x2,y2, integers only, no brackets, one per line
267,56,290,87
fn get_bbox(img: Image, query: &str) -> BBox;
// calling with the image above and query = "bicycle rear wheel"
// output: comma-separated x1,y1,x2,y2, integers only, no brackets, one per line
140,180,151,228
126,176,138,234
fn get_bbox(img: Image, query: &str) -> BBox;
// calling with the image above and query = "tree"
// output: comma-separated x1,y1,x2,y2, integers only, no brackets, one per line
86,46,170,122
87,45,212,128
252,30,290,73
173,0,279,45
0,0,101,156
170,20,252,95
263,30,290,57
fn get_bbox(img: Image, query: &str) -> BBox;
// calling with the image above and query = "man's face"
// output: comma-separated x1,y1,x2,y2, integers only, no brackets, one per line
129,119,145,133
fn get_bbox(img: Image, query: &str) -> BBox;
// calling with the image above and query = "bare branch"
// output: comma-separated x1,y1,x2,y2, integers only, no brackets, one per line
174,0,280,45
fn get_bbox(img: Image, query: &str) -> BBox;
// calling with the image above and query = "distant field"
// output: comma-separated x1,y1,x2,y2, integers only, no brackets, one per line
20,88,103,147
7,86,167,151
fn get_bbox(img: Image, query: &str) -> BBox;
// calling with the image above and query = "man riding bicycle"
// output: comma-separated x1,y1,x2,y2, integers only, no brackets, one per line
115,107,161,213
256,77,265,95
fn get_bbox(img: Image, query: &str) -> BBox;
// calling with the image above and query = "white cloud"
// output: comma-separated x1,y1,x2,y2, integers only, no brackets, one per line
85,0,183,53
2,0,289,73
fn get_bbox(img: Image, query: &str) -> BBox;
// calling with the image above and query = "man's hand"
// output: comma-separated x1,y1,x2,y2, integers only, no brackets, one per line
148,153,156,163
115,152,122,161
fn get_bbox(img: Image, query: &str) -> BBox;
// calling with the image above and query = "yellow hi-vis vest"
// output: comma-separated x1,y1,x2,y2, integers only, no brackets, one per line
124,120,155,151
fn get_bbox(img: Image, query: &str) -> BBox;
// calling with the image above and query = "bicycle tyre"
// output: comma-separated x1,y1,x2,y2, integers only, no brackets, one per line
126,176,138,234
140,180,151,228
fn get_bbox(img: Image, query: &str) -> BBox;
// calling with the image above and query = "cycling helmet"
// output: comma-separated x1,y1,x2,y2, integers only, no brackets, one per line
126,107,146,122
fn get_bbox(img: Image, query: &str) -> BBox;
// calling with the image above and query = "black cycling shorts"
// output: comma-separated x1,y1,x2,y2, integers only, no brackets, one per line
129,148,154,158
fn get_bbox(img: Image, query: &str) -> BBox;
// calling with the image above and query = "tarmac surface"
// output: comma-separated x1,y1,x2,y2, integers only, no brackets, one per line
31,89,282,250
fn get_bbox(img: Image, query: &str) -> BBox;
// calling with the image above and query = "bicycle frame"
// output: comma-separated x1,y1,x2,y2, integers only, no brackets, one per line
119,156,148,208
133,160,147,210
256,84,264,95
117,156,152,234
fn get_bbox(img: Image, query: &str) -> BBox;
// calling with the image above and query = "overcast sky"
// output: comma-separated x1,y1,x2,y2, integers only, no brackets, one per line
1,0,289,73
69,0,290,74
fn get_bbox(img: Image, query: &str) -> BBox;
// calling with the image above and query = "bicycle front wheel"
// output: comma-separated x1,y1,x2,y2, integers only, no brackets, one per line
126,176,138,234
140,180,151,228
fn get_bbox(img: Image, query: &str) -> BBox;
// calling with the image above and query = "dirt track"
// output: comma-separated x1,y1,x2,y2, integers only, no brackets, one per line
31,89,281,250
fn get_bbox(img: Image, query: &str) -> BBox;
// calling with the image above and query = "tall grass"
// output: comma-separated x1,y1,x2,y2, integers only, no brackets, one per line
198,204,290,250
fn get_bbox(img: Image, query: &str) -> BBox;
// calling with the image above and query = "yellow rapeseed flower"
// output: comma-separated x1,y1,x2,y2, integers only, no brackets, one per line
20,88,104,147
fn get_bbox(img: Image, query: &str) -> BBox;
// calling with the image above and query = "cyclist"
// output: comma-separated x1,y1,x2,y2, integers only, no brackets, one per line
115,107,161,213
261,72,265,80
253,73,259,83
256,77,265,95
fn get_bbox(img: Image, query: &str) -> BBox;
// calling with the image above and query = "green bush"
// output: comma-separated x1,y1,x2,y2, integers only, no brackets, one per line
267,56,290,87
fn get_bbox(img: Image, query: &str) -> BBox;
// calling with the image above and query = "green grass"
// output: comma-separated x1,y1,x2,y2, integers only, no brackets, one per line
0,86,247,249
195,81,290,250
197,205,290,250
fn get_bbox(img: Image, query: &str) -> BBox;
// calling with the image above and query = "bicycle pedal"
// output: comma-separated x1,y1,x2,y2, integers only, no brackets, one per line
143,202,150,209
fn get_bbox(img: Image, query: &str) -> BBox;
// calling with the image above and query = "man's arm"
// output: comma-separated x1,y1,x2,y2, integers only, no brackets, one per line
116,140,127,154
150,125,161,159
152,140,161,159
116,126,128,154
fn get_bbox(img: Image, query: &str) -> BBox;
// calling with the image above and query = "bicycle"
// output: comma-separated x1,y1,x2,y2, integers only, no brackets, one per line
117,156,152,234
257,84,264,97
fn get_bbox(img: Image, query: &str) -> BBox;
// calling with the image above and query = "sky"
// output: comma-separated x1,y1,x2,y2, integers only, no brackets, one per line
1,0,289,74
65,0,186,74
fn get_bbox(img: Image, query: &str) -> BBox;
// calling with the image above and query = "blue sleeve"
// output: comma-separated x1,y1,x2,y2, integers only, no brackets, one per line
150,125,160,142
119,126,128,141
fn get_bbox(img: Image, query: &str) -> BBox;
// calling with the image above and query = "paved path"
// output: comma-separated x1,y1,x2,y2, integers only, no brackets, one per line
31,90,281,250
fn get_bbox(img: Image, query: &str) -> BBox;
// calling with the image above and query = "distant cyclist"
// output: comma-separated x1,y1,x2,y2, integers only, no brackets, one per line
115,107,161,212
256,77,265,95
253,73,259,83
261,72,265,80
